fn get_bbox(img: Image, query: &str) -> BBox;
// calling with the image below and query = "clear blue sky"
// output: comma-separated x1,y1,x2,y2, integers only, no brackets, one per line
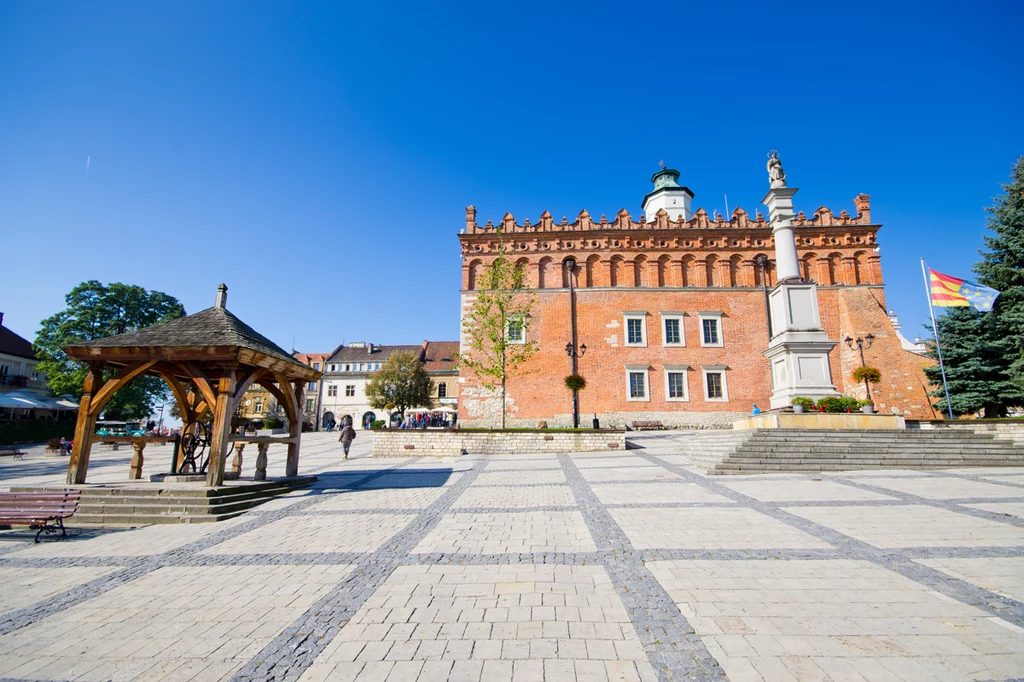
1,1,1022,352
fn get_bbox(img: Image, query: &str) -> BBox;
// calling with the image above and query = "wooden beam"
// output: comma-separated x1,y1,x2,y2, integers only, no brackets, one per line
158,372,193,425
177,364,218,415
88,360,158,419
281,375,303,478
67,366,104,484
206,370,236,487
230,368,266,413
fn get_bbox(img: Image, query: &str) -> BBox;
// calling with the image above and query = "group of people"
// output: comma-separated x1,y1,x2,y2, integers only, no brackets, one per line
396,412,456,429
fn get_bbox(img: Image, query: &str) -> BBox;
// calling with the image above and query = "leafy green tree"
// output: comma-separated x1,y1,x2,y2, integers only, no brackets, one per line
923,307,1024,417
365,350,433,421
34,281,185,420
974,156,1024,385
458,232,537,428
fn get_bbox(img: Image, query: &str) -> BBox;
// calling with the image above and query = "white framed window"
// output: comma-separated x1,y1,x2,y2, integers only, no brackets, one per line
345,385,355,397
330,364,336,371
313,362,320,371
623,312,647,347
702,365,729,401
660,312,685,347
664,366,689,401
698,311,724,347
328,385,337,397
344,364,351,371
308,382,316,391
506,315,525,344
625,365,650,401
305,398,314,412
254,400,264,414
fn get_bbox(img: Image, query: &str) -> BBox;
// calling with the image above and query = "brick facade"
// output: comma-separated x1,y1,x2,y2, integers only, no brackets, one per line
458,193,939,427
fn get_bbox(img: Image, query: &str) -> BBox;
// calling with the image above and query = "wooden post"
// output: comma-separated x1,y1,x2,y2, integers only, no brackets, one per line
129,441,146,480
254,443,269,481
286,381,302,477
205,370,236,487
231,442,245,475
67,365,104,485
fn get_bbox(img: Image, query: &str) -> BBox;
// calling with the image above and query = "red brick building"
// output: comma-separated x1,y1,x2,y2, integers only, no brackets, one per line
457,169,938,428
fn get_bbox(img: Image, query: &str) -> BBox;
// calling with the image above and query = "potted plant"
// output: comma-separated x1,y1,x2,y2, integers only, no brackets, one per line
791,396,814,414
852,366,882,385
859,399,875,414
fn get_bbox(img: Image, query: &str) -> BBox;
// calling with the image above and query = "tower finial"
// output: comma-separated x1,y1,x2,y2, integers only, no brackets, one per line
215,283,228,309
658,159,666,169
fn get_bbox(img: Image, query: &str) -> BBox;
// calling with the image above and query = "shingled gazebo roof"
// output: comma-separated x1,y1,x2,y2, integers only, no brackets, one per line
63,291,319,382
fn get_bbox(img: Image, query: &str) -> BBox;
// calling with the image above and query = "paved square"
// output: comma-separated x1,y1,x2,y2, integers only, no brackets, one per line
413,511,597,554
2,432,1023,681
649,559,1024,682
301,565,657,681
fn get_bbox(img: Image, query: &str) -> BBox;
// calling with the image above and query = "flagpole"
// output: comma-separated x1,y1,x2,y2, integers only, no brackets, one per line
921,258,955,420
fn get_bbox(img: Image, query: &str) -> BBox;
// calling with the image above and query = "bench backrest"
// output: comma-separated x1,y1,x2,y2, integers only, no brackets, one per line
0,491,80,513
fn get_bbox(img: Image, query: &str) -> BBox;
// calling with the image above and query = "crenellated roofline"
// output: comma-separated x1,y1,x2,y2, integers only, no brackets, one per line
462,194,873,235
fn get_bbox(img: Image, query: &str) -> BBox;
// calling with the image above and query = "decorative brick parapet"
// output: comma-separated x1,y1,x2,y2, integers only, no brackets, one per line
371,429,626,458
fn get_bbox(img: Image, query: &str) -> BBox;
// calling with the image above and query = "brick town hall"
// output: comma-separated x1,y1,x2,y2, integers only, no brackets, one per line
457,157,938,428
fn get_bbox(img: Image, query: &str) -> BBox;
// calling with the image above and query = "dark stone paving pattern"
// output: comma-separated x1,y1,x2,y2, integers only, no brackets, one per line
639,452,1024,629
558,454,728,681
230,460,487,681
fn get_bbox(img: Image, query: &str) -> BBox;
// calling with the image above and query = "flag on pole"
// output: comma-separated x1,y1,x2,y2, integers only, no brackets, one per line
929,269,1001,312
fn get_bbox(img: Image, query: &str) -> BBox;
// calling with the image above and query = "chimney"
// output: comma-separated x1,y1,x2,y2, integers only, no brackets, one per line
420,340,429,362
853,194,871,223
367,343,373,355
215,284,228,309
465,206,477,233
0,312,4,327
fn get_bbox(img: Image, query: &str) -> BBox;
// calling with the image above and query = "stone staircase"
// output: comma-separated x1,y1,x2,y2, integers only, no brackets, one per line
11,477,317,526
678,429,1024,475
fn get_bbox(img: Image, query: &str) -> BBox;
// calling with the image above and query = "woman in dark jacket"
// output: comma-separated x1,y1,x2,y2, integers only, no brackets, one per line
338,423,356,459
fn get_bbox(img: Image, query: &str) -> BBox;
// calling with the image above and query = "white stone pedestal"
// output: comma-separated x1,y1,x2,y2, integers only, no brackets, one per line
761,164,839,410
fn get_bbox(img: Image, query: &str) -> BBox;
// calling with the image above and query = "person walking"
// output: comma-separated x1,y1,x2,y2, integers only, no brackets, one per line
338,421,356,459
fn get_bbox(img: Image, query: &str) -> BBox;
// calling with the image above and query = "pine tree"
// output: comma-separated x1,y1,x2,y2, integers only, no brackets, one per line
923,307,1024,417
974,156,1024,386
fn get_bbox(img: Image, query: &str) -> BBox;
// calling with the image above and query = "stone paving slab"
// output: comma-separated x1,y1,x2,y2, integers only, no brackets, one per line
2,432,1024,681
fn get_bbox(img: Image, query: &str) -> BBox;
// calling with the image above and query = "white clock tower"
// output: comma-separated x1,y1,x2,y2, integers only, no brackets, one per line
642,167,693,221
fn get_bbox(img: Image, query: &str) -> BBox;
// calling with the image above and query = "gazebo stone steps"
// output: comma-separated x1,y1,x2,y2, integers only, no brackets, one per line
677,429,1022,474
12,477,316,526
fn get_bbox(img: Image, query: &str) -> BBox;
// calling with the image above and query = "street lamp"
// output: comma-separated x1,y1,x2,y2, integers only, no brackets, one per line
753,254,772,341
564,257,586,428
844,334,876,400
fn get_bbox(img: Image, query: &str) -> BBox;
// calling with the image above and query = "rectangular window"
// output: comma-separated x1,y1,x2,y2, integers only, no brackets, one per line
313,362,320,371
664,318,680,344
625,366,649,401
255,401,263,414
507,317,525,343
308,382,316,391
623,312,647,347
699,311,724,347
330,364,336,371
668,372,685,398
706,372,723,399
345,385,355,397
305,398,314,412
344,364,351,371
438,382,447,398
328,385,337,397
629,372,645,398
701,366,728,401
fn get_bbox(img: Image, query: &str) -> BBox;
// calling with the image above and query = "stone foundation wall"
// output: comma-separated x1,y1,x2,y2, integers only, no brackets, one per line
917,420,1024,446
372,429,626,457
459,410,746,430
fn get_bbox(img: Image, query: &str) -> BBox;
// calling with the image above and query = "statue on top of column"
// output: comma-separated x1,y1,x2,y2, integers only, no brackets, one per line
767,151,787,188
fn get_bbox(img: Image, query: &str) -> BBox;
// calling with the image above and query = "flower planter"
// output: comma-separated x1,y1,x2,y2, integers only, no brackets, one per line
861,404,875,414
793,404,805,414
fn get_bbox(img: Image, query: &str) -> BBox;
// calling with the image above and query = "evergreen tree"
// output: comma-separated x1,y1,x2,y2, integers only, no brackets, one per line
923,307,1024,417
974,156,1024,386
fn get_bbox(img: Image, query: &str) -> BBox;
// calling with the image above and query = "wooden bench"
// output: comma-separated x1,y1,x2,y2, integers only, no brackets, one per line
0,491,80,542
0,446,25,459
630,420,666,431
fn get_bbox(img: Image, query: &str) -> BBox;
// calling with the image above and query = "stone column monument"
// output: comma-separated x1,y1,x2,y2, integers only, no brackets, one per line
761,152,839,409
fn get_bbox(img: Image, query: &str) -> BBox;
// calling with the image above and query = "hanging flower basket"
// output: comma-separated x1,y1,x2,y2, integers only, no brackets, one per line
852,366,882,384
564,374,587,392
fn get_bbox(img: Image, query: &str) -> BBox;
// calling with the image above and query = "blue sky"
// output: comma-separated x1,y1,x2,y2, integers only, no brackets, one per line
1,1,1022,352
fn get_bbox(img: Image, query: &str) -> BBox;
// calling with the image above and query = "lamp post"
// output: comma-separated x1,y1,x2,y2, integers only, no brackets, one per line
844,334,876,400
564,257,587,428
753,254,772,341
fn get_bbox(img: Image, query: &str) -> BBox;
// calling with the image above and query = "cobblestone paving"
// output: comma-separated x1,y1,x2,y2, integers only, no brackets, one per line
1,432,1024,680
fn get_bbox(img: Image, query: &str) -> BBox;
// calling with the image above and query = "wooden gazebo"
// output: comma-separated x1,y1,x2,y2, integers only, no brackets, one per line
63,285,321,486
